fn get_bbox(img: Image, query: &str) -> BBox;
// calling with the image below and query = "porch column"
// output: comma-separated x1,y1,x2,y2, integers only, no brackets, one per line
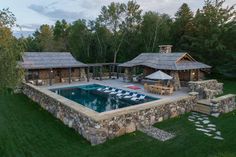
109,65,112,79
92,66,95,79
68,68,71,84
130,67,134,82
79,68,81,81
117,66,120,79
197,69,200,81
170,71,181,90
86,67,89,82
25,69,29,82
100,66,103,80
49,68,53,86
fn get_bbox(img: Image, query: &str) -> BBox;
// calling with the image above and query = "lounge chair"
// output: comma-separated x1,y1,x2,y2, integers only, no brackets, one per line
104,87,113,93
124,93,137,99
110,89,120,95
97,88,103,91
117,91,126,97
131,94,146,101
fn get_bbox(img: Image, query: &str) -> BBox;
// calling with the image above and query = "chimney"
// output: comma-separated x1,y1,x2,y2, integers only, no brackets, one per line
159,45,173,53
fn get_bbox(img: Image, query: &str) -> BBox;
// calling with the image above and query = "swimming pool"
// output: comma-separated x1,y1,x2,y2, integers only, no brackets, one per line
50,84,158,113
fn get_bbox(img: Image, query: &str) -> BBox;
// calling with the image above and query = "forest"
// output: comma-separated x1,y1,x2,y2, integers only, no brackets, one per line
1,0,236,91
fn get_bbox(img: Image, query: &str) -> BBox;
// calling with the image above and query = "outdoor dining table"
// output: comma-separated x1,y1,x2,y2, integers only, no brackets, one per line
148,85,171,95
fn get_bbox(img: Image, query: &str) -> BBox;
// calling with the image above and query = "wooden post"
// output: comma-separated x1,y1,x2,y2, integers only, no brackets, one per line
130,67,134,82
100,66,103,80
25,69,29,82
92,66,95,79
109,65,112,79
49,68,52,86
69,68,71,84
117,66,120,79
86,67,89,82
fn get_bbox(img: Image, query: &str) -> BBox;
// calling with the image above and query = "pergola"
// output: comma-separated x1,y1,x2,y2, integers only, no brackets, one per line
87,63,121,80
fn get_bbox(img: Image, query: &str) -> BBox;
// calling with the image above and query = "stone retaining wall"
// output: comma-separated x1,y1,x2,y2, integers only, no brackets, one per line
210,94,236,114
188,79,223,99
22,83,197,145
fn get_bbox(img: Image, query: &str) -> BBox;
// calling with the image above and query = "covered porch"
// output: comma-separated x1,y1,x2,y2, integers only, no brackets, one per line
25,67,89,86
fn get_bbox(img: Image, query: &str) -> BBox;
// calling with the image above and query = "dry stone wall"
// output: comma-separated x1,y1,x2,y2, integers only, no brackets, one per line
210,94,236,114
188,79,223,99
22,83,197,145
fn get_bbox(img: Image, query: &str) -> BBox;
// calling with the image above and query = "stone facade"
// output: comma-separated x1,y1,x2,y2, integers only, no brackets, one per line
22,83,197,145
188,79,223,99
210,94,235,114
170,71,181,91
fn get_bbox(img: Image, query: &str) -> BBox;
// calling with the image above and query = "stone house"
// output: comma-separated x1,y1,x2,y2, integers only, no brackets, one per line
119,45,211,90
20,52,89,85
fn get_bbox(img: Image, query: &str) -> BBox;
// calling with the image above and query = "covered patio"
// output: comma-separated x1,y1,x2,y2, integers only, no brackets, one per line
20,52,89,86
118,45,211,90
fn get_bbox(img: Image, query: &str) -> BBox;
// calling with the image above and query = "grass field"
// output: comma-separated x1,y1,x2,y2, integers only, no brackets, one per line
0,80,235,157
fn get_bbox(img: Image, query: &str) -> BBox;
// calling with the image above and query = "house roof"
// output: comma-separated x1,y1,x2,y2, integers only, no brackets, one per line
20,52,88,69
119,52,211,70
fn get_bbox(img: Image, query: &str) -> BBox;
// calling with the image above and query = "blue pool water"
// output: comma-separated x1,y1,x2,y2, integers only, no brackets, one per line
50,84,158,113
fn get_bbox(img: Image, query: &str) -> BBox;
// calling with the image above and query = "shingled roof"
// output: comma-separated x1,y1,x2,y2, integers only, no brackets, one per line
119,52,211,70
20,52,88,69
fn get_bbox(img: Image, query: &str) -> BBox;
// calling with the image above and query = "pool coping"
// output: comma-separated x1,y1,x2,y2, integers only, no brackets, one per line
27,83,192,121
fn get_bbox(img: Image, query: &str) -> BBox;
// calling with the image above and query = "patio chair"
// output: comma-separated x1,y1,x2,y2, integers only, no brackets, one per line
149,86,155,93
160,88,166,95
144,83,149,91
166,87,174,95
153,86,161,94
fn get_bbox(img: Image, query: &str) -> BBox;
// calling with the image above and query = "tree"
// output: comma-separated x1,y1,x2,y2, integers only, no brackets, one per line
97,0,142,65
0,8,24,91
68,19,92,62
89,21,113,62
53,20,69,51
172,3,194,50
34,24,55,51
141,12,172,52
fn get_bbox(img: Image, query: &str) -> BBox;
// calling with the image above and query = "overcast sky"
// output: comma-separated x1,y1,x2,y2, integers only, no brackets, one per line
1,0,235,36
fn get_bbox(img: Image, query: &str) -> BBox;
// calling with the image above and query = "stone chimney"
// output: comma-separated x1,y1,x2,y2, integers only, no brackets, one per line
159,45,173,53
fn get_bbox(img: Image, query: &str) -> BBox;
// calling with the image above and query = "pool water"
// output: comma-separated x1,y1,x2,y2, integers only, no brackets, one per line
50,84,158,113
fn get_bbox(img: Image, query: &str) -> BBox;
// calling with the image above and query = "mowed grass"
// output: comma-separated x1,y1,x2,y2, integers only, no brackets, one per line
0,81,235,157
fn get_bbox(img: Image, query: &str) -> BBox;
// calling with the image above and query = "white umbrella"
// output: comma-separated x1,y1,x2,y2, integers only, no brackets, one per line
145,70,172,80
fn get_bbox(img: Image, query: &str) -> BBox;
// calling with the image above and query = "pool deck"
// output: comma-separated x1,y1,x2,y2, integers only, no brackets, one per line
42,78,189,100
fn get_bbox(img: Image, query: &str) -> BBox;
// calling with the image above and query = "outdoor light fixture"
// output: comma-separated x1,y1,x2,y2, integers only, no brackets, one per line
192,72,195,75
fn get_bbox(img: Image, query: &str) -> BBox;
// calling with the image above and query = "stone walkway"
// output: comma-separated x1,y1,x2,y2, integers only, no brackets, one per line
188,112,224,140
138,126,175,141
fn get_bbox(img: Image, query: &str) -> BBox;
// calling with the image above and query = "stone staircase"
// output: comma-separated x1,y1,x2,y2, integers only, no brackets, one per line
193,99,212,115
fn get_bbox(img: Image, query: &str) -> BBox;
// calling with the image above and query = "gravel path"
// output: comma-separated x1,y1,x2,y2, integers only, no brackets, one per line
138,126,175,141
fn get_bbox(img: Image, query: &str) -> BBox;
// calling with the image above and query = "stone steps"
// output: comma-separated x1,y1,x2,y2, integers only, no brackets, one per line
193,103,211,115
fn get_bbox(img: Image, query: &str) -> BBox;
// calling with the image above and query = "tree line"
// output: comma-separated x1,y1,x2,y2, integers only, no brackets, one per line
19,0,235,77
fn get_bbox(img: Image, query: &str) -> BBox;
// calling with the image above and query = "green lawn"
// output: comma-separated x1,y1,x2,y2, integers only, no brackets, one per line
0,81,235,157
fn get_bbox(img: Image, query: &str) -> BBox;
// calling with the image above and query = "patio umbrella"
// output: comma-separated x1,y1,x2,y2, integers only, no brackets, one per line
145,70,172,80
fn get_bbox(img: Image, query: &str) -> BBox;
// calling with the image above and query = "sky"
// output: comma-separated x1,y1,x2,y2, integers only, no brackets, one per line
1,0,235,37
